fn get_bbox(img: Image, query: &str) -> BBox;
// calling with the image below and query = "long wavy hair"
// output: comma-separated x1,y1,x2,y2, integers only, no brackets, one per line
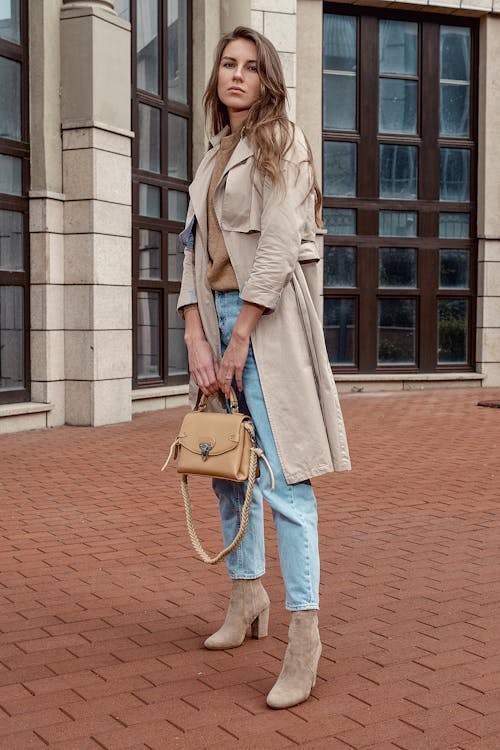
203,26,322,226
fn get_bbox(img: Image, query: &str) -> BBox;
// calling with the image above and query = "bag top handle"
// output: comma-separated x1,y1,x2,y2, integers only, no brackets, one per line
197,387,239,414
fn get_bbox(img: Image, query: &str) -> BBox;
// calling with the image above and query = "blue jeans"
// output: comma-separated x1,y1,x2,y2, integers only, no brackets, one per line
213,291,320,611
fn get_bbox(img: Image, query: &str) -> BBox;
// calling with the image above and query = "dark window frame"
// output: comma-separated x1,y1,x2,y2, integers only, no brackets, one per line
323,3,478,374
0,0,30,405
131,0,192,389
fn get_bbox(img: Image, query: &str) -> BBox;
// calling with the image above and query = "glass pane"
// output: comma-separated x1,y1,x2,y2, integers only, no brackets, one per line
379,210,417,237
0,285,23,390
168,232,183,281
323,73,356,131
137,290,160,379
379,248,417,288
439,249,469,289
324,246,356,288
380,145,417,200
138,229,161,280
168,293,188,376
438,299,468,364
439,212,469,239
379,79,417,135
0,57,21,140
378,299,416,365
379,20,418,76
168,114,188,180
440,148,470,202
323,141,356,197
0,154,22,196
440,83,469,138
138,104,160,173
323,208,356,236
441,27,470,82
168,0,188,104
168,189,188,221
137,0,159,94
324,298,355,365
114,0,130,21
0,209,23,270
139,184,161,217
323,14,356,72
0,0,20,44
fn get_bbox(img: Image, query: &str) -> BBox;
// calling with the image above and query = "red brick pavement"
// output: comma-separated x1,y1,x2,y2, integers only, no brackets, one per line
1,387,500,749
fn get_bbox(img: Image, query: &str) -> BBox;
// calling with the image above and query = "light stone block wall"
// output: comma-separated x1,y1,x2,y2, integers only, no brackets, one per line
8,0,499,437
251,0,297,120
61,2,133,426
28,1,66,426
346,0,498,13
476,14,500,385
192,0,221,168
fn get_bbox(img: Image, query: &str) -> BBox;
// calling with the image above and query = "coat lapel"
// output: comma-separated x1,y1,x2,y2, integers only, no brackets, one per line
188,150,217,252
189,128,255,248
218,134,254,183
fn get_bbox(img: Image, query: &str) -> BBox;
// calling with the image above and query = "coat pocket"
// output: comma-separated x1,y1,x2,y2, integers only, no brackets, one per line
220,161,262,233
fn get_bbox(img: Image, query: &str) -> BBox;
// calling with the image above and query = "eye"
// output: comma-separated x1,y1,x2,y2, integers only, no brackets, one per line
248,65,258,72
222,61,235,68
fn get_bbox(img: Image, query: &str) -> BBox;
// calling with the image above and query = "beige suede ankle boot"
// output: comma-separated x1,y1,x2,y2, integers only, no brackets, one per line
266,610,321,709
203,578,270,650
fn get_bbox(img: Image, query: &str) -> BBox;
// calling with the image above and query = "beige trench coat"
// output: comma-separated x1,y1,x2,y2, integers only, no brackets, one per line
178,125,351,483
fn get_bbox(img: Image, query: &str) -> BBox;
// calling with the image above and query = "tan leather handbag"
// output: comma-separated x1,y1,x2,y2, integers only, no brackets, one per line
161,389,274,565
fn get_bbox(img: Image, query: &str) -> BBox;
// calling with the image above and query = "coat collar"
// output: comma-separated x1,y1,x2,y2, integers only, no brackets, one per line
209,125,254,173
189,126,254,249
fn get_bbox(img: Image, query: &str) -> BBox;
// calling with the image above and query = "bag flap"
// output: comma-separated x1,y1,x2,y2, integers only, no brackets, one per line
178,411,251,457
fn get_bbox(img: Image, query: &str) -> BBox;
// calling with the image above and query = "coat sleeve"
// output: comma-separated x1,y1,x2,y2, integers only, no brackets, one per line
240,150,314,312
177,203,198,317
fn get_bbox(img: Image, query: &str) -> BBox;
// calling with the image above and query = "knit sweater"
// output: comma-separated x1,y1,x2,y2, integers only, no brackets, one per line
206,129,240,291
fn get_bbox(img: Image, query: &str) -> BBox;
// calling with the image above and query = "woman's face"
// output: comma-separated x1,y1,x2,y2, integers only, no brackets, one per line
217,38,261,120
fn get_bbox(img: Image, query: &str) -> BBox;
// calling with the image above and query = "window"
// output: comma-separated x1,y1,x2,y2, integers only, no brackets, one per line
130,0,191,387
0,0,29,404
323,6,477,373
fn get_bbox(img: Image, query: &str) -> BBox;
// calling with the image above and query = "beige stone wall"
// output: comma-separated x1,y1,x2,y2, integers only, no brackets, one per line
60,2,133,426
28,0,65,427
251,0,297,120
8,0,500,437
333,0,498,14
477,14,500,385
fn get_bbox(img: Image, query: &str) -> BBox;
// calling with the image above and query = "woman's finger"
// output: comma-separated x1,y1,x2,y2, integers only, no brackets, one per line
218,369,233,397
234,366,243,393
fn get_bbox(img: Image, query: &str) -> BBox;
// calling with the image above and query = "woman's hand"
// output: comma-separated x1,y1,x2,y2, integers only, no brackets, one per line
187,338,219,396
217,301,265,397
184,306,219,396
218,332,250,397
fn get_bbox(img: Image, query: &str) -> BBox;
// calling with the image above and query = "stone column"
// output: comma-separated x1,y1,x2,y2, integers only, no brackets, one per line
296,0,323,315
221,0,251,35
60,0,133,425
29,0,65,426
477,14,500,386
251,0,296,120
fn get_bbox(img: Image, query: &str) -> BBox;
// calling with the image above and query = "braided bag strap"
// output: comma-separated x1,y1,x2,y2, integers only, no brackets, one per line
180,446,259,565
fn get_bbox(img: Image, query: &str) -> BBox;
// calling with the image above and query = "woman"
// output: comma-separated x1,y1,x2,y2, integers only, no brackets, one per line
178,26,351,709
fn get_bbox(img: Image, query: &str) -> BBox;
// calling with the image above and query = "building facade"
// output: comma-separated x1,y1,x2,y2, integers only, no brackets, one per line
1,0,499,434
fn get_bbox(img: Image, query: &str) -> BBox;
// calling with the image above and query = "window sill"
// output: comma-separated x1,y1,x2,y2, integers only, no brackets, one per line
131,384,189,400
0,402,53,436
334,372,484,393
0,401,52,418
132,384,189,414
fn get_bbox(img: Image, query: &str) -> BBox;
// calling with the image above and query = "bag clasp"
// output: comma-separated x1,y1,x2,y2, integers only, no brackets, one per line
199,441,213,461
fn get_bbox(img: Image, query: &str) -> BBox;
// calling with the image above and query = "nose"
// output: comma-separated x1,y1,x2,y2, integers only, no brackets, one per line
232,65,244,81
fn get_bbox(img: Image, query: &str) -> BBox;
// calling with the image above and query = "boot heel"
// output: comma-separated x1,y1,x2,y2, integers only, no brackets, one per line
311,644,321,687
251,605,270,639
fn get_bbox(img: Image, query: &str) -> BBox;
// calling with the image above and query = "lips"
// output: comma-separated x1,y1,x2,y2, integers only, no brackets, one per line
228,87,244,94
